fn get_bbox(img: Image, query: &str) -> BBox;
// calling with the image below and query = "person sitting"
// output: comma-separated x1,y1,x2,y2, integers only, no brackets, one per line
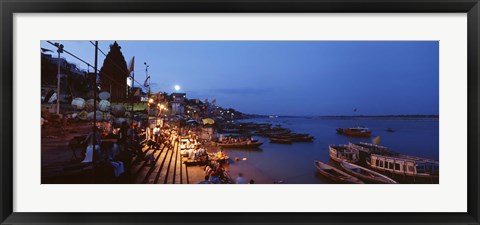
198,175,211,184
205,165,212,175
209,172,221,184
236,173,247,184
81,127,102,163
193,149,199,160
153,125,160,143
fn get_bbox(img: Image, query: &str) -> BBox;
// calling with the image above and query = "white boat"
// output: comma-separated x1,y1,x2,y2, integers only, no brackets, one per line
366,153,439,179
329,144,360,163
339,161,397,184
314,161,364,184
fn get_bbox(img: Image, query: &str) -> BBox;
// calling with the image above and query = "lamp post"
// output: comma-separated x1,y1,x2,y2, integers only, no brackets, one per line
144,62,151,139
147,98,154,140
54,42,64,115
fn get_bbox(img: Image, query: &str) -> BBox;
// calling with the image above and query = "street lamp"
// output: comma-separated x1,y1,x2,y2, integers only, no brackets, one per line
146,98,154,139
54,43,64,115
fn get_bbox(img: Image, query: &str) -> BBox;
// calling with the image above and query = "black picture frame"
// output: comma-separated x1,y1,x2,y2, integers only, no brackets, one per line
1,0,479,224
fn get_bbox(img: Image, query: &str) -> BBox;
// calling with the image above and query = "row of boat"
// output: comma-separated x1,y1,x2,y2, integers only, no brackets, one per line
220,122,315,145
315,142,439,184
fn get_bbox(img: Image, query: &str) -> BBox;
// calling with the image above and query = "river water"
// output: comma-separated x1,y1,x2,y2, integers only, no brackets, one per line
219,117,439,184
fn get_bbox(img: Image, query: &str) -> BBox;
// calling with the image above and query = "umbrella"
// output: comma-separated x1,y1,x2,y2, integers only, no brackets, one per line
99,91,111,100
71,98,86,110
202,118,215,125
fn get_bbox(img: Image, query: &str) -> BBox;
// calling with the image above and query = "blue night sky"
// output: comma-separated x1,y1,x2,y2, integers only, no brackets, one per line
40,41,439,116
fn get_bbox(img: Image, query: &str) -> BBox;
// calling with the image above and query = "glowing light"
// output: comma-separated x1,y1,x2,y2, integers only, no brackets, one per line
174,85,181,91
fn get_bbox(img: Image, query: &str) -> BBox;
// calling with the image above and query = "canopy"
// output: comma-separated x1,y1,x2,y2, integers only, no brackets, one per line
202,118,215,125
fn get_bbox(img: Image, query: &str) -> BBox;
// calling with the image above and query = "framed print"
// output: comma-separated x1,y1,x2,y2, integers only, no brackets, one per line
1,0,479,224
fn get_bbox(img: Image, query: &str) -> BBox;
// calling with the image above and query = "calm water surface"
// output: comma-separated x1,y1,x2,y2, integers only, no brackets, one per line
220,117,439,184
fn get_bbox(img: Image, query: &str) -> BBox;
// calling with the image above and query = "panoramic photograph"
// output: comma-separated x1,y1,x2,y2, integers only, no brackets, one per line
40,40,439,184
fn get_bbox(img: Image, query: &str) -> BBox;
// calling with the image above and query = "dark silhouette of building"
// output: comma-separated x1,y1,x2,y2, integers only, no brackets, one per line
41,52,87,103
99,41,129,102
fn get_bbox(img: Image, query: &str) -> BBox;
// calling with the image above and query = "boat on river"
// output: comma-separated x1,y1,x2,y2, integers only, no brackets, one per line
339,161,397,184
270,137,292,144
314,161,364,184
270,133,314,142
329,144,360,163
336,127,371,137
366,153,439,181
218,141,263,148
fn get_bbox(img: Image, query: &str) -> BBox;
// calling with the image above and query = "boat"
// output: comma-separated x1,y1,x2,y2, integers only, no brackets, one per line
270,137,292,144
366,153,439,180
336,127,371,137
329,144,360,163
270,133,314,142
386,128,395,132
339,161,397,184
218,141,263,148
314,161,364,184
291,135,314,142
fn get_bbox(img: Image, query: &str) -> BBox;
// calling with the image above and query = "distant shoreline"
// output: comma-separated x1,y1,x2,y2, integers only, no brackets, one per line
246,114,439,121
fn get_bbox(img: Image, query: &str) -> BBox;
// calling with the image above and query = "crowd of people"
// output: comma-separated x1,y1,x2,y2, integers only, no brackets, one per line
77,120,181,183
201,160,232,184
72,119,257,184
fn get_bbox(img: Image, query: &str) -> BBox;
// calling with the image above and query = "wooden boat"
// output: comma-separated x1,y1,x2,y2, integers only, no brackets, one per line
270,137,292,144
291,135,314,142
314,161,364,184
336,127,371,137
218,141,263,148
339,161,397,184
329,145,360,163
270,133,314,142
366,153,439,180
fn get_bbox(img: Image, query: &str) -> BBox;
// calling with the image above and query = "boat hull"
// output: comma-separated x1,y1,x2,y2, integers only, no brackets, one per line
339,161,397,184
270,138,292,144
218,142,263,148
336,128,371,137
314,161,364,184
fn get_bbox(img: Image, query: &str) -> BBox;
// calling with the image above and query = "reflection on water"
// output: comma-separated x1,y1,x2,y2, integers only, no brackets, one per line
220,117,439,184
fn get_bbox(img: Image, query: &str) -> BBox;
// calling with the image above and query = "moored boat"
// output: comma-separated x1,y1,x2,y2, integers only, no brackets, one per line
291,135,314,142
329,144,360,163
270,137,292,144
218,141,263,148
314,160,364,184
366,153,439,181
336,127,371,137
339,161,397,184
270,133,314,142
